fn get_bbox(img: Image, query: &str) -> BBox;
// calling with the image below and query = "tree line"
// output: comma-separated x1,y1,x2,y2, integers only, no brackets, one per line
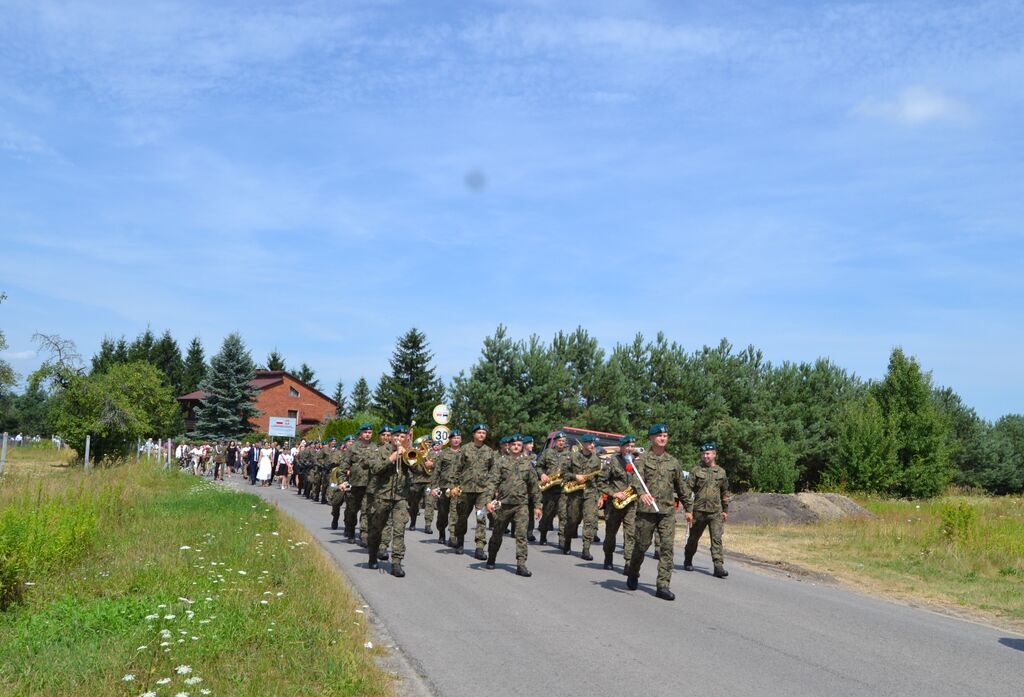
3,322,1021,498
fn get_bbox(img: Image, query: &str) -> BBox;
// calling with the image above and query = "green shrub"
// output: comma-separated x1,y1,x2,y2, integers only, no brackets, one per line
939,501,978,542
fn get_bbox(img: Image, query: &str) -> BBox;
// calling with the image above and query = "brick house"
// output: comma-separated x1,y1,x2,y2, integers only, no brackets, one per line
178,370,338,435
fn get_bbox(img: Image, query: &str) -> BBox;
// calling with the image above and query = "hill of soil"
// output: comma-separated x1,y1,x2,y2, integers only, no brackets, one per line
727,492,873,525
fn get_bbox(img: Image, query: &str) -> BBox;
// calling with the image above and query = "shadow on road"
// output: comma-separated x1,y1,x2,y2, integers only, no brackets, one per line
998,638,1024,652
594,578,657,597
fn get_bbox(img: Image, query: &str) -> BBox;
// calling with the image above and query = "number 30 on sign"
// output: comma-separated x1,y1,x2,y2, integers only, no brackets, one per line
432,425,450,444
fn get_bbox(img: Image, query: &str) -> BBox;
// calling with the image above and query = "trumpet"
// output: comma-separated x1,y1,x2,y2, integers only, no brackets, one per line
562,465,604,494
612,485,638,509
539,470,563,492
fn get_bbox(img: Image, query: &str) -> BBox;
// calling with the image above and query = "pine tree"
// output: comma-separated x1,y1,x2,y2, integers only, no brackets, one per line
372,328,446,426
181,337,207,394
448,325,527,438
193,333,258,440
151,330,184,394
295,362,319,389
350,377,372,414
266,349,286,371
332,380,348,417
128,327,156,363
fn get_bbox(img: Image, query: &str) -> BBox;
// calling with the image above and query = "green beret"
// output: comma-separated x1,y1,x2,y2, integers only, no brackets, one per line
358,423,373,431
450,429,462,437
498,436,510,445
472,423,489,433
580,433,597,443
342,435,354,442
522,435,534,444
510,433,523,443
649,423,668,435
619,435,637,445
392,425,408,434
553,431,567,439
700,441,717,451
379,425,393,433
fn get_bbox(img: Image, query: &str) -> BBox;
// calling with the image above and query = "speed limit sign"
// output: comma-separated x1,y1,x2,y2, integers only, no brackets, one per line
432,425,450,444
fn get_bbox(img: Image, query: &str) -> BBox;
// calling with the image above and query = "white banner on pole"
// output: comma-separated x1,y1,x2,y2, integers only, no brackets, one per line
268,417,297,438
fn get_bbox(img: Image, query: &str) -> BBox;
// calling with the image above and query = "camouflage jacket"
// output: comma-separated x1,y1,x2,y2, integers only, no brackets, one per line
599,454,634,497
456,442,496,493
430,447,461,490
536,446,571,479
630,449,686,515
345,440,376,488
563,449,606,494
486,454,541,507
368,444,412,502
684,463,730,513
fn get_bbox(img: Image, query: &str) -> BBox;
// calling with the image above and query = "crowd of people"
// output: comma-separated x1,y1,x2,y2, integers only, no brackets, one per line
258,422,730,600
173,422,730,600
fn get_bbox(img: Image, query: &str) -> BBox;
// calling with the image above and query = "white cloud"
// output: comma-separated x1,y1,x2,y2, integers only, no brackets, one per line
1,350,35,360
855,86,971,125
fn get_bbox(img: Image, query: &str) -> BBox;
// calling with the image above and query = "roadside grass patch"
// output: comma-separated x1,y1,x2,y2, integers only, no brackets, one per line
0,465,392,696
726,495,1024,628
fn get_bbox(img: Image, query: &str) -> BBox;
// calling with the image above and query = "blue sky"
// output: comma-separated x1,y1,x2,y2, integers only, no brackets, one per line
1,0,1021,420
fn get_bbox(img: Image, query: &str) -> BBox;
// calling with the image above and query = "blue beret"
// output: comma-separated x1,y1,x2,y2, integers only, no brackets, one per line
450,429,462,437
700,441,717,451
358,423,373,431
553,431,567,439
342,435,354,442
392,425,408,434
619,435,637,445
522,435,534,444
379,425,393,433
510,433,523,443
580,434,597,443
328,437,337,442
498,436,510,444
649,423,668,435
472,423,489,433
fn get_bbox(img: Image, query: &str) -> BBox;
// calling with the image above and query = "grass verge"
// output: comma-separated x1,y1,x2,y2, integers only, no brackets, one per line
0,460,393,697
724,495,1024,631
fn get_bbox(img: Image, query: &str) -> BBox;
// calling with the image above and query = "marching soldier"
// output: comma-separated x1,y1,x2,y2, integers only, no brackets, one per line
683,441,730,578
344,424,376,546
600,434,638,572
294,443,311,497
430,429,463,546
328,450,351,530
536,431,570,547
626,424,687,601
522,435,538,542
369,425,395,560
366,426,413,577
561,433,604,560
452,423,496,559
483,434,542,577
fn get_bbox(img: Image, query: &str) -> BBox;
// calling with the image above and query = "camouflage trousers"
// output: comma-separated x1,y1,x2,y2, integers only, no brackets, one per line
329,486,347,525
603,499,636,563
488,504,530,565
367,498,408,563
454,491,490,550
628,512,677,590
563,490,598,551
434,493,452,537
406,483,436,531
344,487,367,540
537,487,562,542
684,510,725,565
314,471,330,503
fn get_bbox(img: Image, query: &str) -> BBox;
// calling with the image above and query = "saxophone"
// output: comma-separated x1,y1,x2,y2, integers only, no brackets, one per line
562,466,604,494
612,485,638,510
538,470,563,492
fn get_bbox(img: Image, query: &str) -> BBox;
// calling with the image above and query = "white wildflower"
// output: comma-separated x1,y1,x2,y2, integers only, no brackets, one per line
156,677,172,684
164,614,176,620
364,641,373,649
122,674,136,681
179,545,191,550
175,665,192,674
145,614,159,621
184,676,203,685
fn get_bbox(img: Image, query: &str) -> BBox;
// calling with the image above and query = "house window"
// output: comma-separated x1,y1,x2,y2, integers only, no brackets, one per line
288,410,298,420
289,387,300,398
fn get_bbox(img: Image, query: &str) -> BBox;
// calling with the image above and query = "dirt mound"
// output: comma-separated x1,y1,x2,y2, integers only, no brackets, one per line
728,492,873,526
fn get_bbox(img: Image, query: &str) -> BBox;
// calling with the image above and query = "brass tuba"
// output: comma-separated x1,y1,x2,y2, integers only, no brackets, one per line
405,435,432,470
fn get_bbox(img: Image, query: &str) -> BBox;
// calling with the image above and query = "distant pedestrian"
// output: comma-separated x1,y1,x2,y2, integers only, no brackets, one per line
256,441,273,486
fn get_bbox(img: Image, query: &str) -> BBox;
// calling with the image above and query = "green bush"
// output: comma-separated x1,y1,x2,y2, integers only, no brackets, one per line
750,434,799,493
939,501,977,542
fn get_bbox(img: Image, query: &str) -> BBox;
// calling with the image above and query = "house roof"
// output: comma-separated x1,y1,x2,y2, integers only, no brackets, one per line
177,370,337,406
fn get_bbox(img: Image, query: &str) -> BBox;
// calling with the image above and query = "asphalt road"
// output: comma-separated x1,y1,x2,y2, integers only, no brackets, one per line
232,478,1023,697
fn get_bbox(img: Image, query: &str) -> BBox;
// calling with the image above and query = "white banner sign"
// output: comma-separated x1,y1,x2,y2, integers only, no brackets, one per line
432,404,451,425
268,416,297,438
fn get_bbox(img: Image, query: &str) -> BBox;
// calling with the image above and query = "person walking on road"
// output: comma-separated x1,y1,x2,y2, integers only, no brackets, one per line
683,441,731,578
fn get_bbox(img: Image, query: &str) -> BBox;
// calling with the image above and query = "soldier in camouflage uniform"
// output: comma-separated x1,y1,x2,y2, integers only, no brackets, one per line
430,429,463,546
328,450,351,530
561,433,605,560
452,423,496,559
536,431,570,547
306,441,324,500
483,434,542,577
366,426,413,577
683,441,730,578
371,426,396,559
522,436,538,542
626,424,687,601
600,434,638,572
406,439,437,533
344,425,376,546
298,443,316,498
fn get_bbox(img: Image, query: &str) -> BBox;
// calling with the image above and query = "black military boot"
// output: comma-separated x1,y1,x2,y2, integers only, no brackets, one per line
580,547,593,562
713,565,729,578
391,562,405,578
424,525,433,534
516,565,532,577
626,574,638,591
683,556,694,571
438,530,446,545
357,535,368,548
408,515,417,531
527,532,536,542
330,516,338,530
474,547,487,561
562,538,571,555
539,532,548,545
593,534,601,544
345,527,355,543
603,553,613,570
656,587,675,601
368,553,378,570
455,536,465,555
652,549,660,560
377,549,389,561
485,549,497,570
